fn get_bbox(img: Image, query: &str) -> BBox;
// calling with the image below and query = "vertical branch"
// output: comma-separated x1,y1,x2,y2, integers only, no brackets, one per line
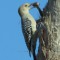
44,0,60,60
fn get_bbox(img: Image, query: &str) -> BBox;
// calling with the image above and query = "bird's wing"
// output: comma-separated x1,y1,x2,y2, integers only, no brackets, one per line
21,18,37,57
22,18,32,50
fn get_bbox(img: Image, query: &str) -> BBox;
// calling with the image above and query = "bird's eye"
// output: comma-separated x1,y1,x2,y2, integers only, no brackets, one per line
25,5,27,7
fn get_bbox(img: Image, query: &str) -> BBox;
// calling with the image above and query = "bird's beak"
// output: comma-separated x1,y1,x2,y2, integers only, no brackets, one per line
29,4,34,9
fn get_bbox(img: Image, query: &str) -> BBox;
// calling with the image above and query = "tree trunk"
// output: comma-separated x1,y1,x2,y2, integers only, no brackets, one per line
44,0,60,60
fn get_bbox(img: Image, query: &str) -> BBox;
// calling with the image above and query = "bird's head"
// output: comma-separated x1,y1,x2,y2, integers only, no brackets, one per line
18,2,39,16
21,3,31,10
18,3,32,16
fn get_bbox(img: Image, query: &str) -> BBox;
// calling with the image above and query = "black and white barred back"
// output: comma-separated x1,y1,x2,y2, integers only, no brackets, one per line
21,18,32,42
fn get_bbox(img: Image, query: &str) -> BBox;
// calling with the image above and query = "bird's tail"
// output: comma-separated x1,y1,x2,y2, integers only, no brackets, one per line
29,40,32,57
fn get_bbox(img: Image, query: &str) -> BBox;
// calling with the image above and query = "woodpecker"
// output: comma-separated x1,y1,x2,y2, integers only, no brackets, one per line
18,3,37,60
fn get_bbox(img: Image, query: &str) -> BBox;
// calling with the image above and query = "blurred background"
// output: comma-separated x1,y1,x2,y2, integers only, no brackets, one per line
0,0,48,60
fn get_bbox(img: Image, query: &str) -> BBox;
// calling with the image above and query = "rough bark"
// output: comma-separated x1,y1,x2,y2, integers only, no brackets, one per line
44,0,60,60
